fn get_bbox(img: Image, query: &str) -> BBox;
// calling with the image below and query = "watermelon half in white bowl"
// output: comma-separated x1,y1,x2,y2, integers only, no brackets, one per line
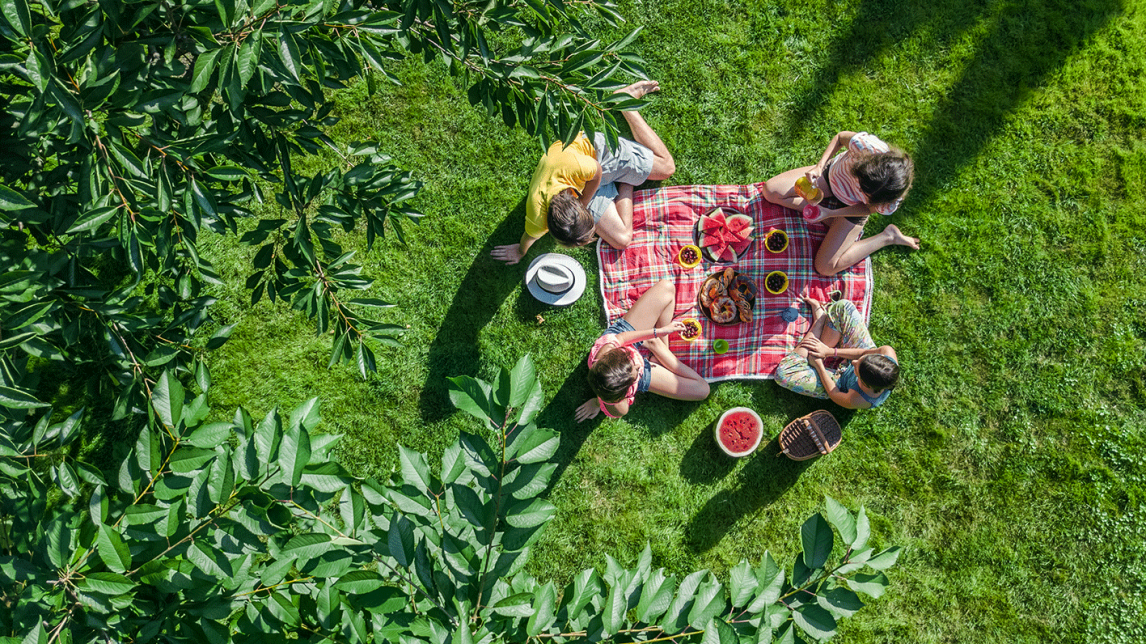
714,407,764,457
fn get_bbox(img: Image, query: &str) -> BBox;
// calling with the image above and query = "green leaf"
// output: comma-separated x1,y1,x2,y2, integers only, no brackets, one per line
602,578,626,635
2,0,31,36
729,559,759,608
508,425,558,464
81,572,136,596
387,514,414,567
283,533,332,560
0,386,49,409
188,540,232,577
398,444,431,493
19,623,46,644
801,513,833,570
661,569,706,632
866,546,902,571
190,48,224,93
279,422,311,487
334,570,385,594
188,422,232,448
0,184,36,211
746,552,784,612
289,397,321,431
278,31,302,80
504,498,556,529
207,451,235,504
492,592,535,617
818,587,864,619
169,446,215,473
237,34,261,85
254,408,282,469
97,524,131,573
55,463,80,497
151,370,184,428
687,579,726,629
792,604,836,641
525,582,557,636
447,375,495,427
852,506,870,551
636,569,675,623
847,572,888,598
823,496,856,546
508,354,538,407
206,323,237,349
109,142,148,180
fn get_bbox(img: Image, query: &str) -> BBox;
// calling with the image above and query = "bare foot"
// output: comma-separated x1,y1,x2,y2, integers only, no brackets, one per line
801,297,826,321
884,224,920,250
616,80,660,100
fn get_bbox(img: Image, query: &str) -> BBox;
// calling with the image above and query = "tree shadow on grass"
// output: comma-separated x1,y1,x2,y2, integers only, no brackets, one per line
685,385,858,553
418,197,555,422
782,0,1120,215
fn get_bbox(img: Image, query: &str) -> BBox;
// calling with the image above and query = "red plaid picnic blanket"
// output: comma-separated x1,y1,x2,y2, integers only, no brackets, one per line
596,182,873,382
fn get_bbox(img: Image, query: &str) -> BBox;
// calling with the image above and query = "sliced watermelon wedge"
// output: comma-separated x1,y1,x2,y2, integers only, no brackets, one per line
701,232,724,248
705,209,727,228
720,244,739,262
730,237,753,256
700,215,724,234
726,214,753,234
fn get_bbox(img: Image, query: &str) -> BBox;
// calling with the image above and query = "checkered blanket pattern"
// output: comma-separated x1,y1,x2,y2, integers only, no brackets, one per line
596,182,873,382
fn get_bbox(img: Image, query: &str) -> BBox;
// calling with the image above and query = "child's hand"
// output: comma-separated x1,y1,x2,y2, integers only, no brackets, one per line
799,336,832,360
491,243,525,265
804,166,822,185
575,399,601,422
662,320,687,337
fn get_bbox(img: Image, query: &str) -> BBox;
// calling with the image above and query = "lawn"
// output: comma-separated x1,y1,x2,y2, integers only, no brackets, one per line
198,0,1146,641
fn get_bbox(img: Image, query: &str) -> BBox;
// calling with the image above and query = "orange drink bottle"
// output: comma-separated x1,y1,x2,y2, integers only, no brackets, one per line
794,176,823,204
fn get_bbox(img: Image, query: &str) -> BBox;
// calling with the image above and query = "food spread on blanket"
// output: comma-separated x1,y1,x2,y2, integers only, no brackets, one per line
677,244,702,268
764,270,789,295
698,267,757,325
765,229,789,253
695,208,755,263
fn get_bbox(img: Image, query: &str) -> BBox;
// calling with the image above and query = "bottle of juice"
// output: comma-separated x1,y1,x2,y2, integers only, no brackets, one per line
794,176,823,204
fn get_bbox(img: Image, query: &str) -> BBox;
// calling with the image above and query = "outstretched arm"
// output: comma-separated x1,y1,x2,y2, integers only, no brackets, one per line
612,321,686,348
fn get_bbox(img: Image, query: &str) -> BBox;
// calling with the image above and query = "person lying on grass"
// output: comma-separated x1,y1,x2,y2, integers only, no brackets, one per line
762,131,921,276
774,297,899,410
491,80,676,265
576,279,710,421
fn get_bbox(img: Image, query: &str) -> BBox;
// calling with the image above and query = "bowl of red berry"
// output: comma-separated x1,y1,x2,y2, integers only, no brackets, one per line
679,318,702,341
677,244,702,268
765,229,789,253
764,271,789,295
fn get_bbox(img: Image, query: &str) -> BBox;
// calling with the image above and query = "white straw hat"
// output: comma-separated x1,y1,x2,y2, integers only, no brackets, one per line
524,253,587,306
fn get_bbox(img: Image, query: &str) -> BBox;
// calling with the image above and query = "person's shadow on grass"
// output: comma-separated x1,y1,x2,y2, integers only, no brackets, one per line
418,197,556,423
684,387,857,553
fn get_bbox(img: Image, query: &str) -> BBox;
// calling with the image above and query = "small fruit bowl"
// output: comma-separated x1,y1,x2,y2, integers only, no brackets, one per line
764,271,789,295
680,318,702,342
765,229,789,253
714,407,764,458
677,244,702,268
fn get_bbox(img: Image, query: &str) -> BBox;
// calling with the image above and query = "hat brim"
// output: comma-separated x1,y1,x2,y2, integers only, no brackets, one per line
525,253,587,307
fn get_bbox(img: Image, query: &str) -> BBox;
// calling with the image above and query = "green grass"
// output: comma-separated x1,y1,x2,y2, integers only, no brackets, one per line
196,0,1146,641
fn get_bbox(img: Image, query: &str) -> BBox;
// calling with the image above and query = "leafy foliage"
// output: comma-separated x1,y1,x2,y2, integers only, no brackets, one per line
0,356,901,642
0,0,653,416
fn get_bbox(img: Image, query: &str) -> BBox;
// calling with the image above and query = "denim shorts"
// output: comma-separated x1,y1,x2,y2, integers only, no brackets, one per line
587,132,655,222
603,318,652,394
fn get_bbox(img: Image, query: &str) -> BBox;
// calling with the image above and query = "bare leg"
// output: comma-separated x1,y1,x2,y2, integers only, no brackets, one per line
594,184,634,250
815,221,921,277
622,278,676,331
616,81,675,180
763,165,819,209
793,298,828,359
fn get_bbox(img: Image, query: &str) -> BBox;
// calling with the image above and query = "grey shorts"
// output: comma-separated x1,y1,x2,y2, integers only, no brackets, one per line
587,131,655,222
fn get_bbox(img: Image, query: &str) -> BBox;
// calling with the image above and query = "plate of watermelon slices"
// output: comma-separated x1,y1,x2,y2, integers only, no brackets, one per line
694,207,755,263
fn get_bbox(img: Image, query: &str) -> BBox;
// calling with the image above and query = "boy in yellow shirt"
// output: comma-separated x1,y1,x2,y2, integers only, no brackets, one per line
492,81,675,265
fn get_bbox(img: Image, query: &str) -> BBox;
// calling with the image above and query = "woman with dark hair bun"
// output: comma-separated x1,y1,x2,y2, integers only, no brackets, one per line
763,131,921,276
774,297,900,410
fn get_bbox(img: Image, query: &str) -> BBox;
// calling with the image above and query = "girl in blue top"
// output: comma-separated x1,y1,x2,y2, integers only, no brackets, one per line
774,298,899,410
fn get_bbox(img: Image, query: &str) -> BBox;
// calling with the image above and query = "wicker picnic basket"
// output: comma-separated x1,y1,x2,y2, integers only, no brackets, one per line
777,410,841,461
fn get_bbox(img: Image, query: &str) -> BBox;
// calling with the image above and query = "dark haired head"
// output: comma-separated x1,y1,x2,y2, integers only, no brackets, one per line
858,354,899,393
851,148,914,207
588,350,637,403
548,190,596,247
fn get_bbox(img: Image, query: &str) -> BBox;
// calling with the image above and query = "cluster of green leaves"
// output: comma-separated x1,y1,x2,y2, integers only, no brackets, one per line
0,0,653,419
0,356,899,643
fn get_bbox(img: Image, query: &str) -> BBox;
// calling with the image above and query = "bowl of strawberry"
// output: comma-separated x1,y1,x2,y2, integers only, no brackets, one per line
714,407,763,457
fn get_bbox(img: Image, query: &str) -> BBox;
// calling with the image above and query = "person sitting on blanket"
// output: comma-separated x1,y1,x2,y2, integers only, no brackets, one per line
491,80,676,266
774,297,899,410
575,279,710,421
762,131,921,276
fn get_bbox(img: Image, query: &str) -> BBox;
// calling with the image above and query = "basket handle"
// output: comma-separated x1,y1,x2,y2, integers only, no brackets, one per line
804,417,829,455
